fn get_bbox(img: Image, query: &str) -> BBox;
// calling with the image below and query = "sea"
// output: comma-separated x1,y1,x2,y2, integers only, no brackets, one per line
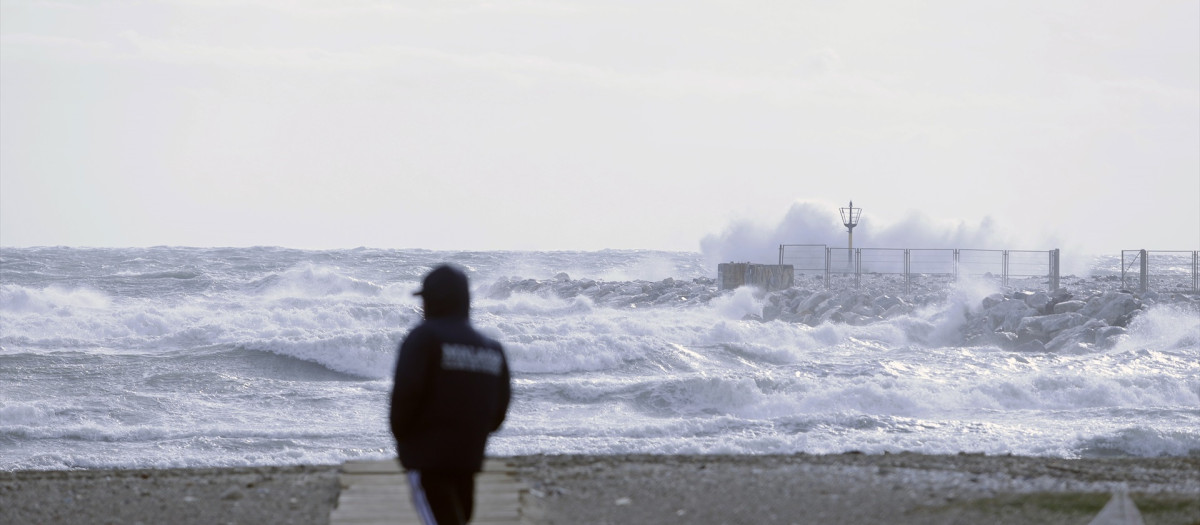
1,247,1197,470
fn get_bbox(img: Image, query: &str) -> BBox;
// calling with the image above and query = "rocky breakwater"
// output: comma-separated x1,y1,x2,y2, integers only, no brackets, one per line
758,287,934,327
761,283,1198,351
483,273,720,308
963,288,1153,352
482,272,1197,352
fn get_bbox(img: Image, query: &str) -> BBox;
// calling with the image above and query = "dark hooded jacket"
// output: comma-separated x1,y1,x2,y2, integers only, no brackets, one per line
389,265,511,472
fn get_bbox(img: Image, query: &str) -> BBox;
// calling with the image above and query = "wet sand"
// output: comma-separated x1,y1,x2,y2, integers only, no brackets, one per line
2,454,1198,525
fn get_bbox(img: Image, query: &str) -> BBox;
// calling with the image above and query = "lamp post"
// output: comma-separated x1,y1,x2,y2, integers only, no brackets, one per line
839,200,861,267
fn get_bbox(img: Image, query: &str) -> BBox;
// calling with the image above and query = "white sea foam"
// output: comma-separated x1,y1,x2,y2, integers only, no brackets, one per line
710,286,764,320
1118,304,1200,352
0,403,44,426
0,247,1196,470
258,263,386,299
0,284,112,314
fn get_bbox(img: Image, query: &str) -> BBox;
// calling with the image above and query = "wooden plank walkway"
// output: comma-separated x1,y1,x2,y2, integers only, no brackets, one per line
330,459,536,525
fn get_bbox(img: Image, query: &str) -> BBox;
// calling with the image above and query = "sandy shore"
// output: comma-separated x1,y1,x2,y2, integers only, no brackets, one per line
2,454,1198,525
514,453,1200,525
0,464,342,525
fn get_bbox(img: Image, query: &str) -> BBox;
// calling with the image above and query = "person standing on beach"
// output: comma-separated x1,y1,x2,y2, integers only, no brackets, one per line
390,265,512,525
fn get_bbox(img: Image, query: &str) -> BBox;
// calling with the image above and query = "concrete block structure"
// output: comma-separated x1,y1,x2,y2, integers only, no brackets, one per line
718,263,795,291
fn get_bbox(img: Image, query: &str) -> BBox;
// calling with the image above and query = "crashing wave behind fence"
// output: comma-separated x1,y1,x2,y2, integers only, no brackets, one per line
781,245,1200,295
779,244,1061,293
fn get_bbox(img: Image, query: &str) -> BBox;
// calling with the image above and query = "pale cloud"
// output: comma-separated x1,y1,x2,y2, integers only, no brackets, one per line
0,33,115,60
1,0,1195,252
1097,77,1200,109
5,25,903,109
118,31,379,69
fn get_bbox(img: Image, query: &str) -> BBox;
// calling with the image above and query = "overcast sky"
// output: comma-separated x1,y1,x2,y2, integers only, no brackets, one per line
2,0,1197,259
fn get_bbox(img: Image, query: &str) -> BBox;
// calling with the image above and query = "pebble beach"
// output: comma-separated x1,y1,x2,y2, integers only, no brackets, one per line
3,453,1198,524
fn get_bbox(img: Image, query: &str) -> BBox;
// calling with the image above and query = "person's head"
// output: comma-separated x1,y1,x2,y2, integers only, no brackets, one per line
413,264,470,319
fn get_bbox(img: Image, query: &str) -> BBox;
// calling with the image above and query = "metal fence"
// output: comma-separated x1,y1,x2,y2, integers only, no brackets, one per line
780,244,1060,293
1120,250,1199,293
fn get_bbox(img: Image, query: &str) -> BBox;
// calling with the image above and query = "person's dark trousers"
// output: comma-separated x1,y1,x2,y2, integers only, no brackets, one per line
406,470,476,525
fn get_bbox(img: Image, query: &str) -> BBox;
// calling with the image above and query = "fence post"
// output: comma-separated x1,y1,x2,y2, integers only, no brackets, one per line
1049,249,1060,292
1194,251,1198,293
854,248,861,289
1121,250,1128,289
824,247,830,289
953,249,960,281
1139,249,1148,293
904,249,910,296
778,245,783,266
1002,250,1009,287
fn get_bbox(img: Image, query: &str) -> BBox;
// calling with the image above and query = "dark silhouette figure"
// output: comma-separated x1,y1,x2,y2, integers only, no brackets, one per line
390,265,512,525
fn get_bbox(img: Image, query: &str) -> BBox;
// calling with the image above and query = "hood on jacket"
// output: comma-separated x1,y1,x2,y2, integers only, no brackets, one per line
413,264,470,319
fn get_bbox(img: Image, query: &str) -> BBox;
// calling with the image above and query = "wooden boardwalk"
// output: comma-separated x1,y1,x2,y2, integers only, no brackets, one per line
330,459,536,525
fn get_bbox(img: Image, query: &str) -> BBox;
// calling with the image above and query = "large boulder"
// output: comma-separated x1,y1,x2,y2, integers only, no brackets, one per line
1051,288,1074,301
486,280,515,300
1043,312,1087,333
987,299,1035,332
1080,294,1108,317
1025,291,1051,310
876,295,906,311
883,303,911,318
852,304,883,317
1017,312,1085,339
786,292,811,311
817,306,841,325
1095,326,1128,348
798,291,832,314
1096,293,1141,325
1045,320,1104,352
1052,300,1086,314
1046,325,1089,352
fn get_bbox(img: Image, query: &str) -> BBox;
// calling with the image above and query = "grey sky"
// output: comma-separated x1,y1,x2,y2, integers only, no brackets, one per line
2,0,1197,258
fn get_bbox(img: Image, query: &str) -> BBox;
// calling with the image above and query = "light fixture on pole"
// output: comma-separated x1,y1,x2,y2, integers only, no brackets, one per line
839,200,861,265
